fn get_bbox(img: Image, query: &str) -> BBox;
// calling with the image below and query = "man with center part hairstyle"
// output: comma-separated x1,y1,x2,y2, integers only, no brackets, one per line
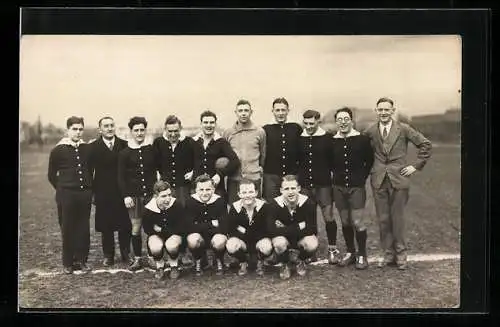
298,109,341,265
48,116,93,274
89,116,132,267
118,116,158,271
192,110,240,200
331,108,374,269
223,99,266,204
364,97,432,270
185,174,228,276
262,97,302,202
226,178,273,276
143,180,185,280
153,115,194,206
268,175,319,279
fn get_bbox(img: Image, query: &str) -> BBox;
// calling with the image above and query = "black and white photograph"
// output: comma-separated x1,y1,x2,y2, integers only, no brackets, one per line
18,8,484,311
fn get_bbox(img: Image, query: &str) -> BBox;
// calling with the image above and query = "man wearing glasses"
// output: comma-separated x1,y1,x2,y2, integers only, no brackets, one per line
331,108,374,269
364,97,432,270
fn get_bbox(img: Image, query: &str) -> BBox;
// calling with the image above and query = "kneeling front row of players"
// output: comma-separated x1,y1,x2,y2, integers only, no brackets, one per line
145,174,322,280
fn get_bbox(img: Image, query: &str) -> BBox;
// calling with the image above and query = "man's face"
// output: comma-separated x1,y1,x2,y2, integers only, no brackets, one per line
238,183,257,206
155,188,172,209
272,103,289,124
195,180,215,203
201,116,217,137
335,111,353,135
67,123,84,143
375,101,395,124
165,122,181,143
235,104,252,125
303,117,319,135
280,179,301,205
131,123,146,144
99,118,115,139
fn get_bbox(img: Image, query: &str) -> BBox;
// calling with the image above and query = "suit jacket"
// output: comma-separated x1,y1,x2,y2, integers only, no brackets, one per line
89,136,130,232
364,121,432,189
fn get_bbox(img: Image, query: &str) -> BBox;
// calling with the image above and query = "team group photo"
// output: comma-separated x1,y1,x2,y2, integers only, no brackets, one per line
19,33,462,309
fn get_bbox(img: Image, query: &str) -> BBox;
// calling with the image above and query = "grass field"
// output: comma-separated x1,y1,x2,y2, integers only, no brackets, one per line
18,145,461,309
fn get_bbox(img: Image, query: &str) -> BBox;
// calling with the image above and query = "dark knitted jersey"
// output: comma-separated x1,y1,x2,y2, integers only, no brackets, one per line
185,193,228,235
117,144,157,198
153,135,194,188
226,199,270,242
268,194,317,238
191,134,240,179
262,122,302,176
331,133,374,188
298,130,334,188
142,197,185,237
48,141,93,191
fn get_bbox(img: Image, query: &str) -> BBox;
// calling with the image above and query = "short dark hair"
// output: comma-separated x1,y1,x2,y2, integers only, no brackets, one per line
200,110,217,122
272,97,289,109
334,107,353,120
98,116,114,127
303,110,321,120
376,97,394,107
153,180,172,195
236,99,251,108
238,178,257,192
164,115,182,127
66,116,84,129
128,116,147,130
194,173,215,187
281,174,299,186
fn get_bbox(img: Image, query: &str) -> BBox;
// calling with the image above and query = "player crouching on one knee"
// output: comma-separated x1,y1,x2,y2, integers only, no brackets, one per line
269,175,319,279
143,180,185,280
185,174,228,276
226,178,273,277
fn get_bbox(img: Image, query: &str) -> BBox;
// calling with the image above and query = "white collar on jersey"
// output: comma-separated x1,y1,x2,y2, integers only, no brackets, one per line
300,126,326,137
273,194,308,208
191,192,221,205
144,196,177,213
333,129,361,139
232,198,266,213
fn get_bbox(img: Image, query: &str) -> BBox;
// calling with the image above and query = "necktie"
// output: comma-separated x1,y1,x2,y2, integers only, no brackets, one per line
382,127,388,139
108,141,113,150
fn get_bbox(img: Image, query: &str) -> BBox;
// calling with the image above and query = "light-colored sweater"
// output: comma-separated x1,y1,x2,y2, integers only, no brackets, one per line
223,121,266,181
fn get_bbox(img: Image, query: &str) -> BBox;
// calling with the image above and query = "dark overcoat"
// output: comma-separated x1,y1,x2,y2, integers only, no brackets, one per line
90,136,131,232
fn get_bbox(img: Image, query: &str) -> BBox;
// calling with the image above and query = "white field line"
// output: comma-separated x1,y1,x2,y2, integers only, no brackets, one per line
19,253,460,279
309,253,460,266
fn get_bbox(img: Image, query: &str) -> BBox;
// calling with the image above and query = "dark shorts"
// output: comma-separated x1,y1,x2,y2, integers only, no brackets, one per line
127,196,146,220
301,186,333,208
333,185,366,210
172,185,191,207
262,174,282,202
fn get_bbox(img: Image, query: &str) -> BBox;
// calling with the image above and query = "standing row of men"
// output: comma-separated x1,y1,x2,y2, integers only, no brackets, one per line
47,96,432,276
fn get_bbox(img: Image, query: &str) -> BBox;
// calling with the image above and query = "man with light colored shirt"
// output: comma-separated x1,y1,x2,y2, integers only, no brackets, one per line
223,99,266,204
364,97,432,270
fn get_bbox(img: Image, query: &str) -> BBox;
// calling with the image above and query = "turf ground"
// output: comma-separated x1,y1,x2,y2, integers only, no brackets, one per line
18,144,460,309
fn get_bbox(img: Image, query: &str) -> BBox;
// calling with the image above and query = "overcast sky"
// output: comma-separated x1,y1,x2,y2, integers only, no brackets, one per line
19,35,461,130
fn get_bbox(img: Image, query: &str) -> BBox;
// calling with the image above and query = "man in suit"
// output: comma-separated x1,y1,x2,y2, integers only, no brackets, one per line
364,97,432,270
89,116,132,267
